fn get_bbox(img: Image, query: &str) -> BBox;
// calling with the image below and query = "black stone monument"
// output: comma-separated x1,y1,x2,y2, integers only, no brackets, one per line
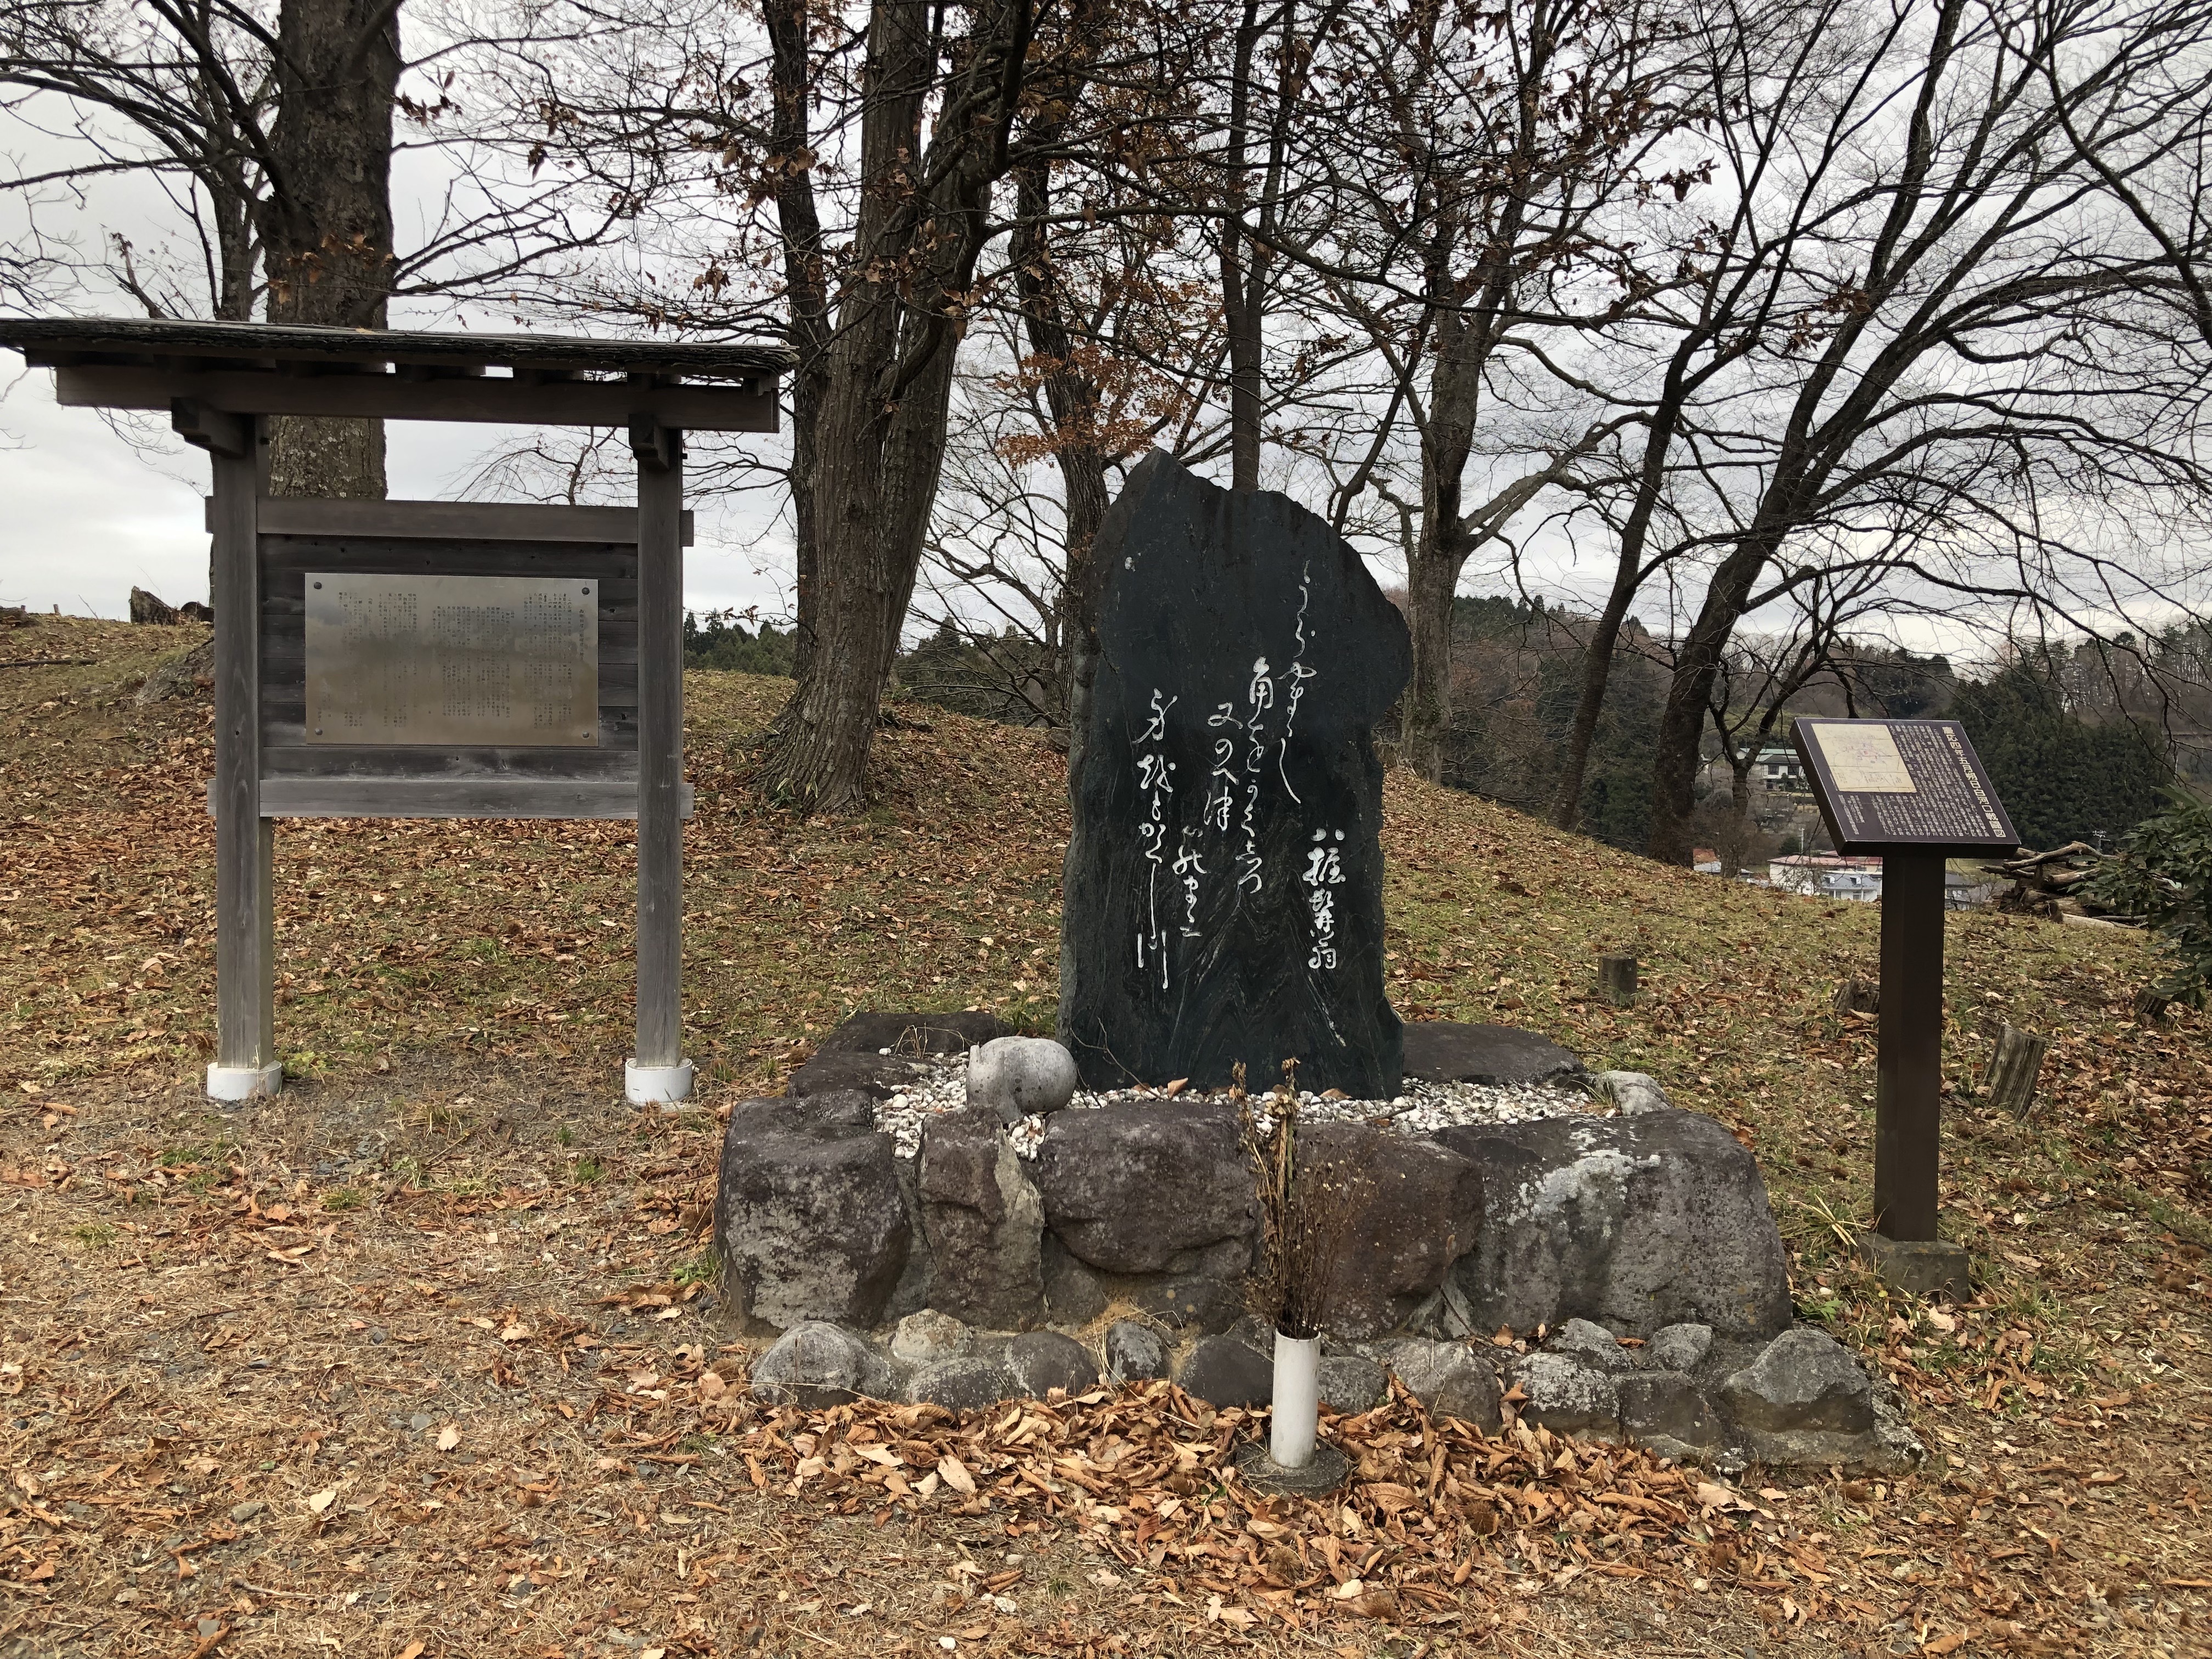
1058,451,1410,1095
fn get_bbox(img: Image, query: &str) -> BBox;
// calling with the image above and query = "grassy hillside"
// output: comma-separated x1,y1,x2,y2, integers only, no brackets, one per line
2,618,2208,1655
5,620,2204,1246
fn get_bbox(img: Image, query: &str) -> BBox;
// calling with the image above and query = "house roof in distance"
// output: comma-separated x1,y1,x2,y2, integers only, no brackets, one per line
0,315,792,381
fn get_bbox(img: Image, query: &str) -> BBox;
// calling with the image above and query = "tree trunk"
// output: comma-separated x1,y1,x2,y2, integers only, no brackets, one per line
1979,1023,2048,1118
1647,530,1784,864
1400,537,1460,782
758,0,1037,810
1218,0,1267,493
259,0,400,500
769,363,962,806
1719,758,1754,878
1547,400,1695,833
1547,583,1639,831
765,0,831,684
1396,289,1477,783
1009,138,1109,766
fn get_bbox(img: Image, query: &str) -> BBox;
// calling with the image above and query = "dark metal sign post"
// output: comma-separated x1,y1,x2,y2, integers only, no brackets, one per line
1,318,787,1107
1791,718,2020,1300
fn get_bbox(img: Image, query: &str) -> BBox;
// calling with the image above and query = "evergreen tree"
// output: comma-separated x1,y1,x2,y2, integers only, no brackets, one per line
684,612,798,675
1952,663,2167,848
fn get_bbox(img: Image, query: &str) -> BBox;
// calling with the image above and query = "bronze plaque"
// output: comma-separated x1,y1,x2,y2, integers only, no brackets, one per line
304,573,598,746
1792,718,2017,855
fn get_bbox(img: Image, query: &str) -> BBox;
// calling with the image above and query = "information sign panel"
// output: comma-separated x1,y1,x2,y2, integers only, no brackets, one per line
305,573,598,746
1792,718,2017,856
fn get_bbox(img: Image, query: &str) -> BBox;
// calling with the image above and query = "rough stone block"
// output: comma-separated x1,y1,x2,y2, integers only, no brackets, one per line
1298,1122,1483,1339
1006,1331,1099,1397
1033,1101,1256,1275
1177,1334,1274,1408
717,1097,909,1330
1590,1070,1671,1115
1041,1234,1109,1324
1316,1355,1388,1413
919,1109,1045,1329
1433,1106,1792,1339
1718,1328,1875,1435
1104,1320,1170,1383
906,1355,1014,1412
1401,1021,1587,1087
1645,1322,1714,1373
891,1310,971,1367
751,1323,897,1407
1375,1338,1500,1429
1550,1317,1639,1372
1512,1352,1620,1436
817,1011,1011,1057
1618,1371,1727,1453
1128,1273,1244,1333
787,1049,930,1101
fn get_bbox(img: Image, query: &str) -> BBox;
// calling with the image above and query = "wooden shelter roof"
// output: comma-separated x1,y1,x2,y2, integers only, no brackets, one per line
0,315,791,381
0,315,788,433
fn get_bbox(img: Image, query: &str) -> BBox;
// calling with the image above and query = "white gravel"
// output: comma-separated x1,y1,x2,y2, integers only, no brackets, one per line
874,1048,1600,1161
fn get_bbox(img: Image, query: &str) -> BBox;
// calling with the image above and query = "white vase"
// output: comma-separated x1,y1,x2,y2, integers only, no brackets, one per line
1270,1333,1320,1469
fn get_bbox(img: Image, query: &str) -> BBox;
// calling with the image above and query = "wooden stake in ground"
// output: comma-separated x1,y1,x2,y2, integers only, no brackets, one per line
1833,975,1880,1016
1598,952,1639,1007
1980,1024,2049,1118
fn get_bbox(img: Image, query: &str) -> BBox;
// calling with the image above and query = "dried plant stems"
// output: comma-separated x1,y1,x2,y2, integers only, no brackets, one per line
1242,1058,1364,1340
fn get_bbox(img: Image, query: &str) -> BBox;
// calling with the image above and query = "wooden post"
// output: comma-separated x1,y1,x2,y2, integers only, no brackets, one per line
1980,1024,2048,1118
628,419,691,1104
207,421,279,1099
1596,953,1639,1007
1874,852,1945,1239
1832,975,1880,1016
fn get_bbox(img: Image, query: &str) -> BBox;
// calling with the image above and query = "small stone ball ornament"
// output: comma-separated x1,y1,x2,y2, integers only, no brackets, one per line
966,1036,1080,1124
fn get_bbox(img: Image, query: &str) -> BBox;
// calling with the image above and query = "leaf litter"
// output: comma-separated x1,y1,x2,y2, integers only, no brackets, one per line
0,620,2207,1656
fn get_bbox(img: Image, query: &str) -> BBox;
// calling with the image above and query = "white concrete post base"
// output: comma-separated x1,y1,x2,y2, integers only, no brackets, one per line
206,1060,283,1102
625,1057,695,1105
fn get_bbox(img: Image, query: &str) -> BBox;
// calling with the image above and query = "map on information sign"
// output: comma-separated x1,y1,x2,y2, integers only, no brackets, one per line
1791,719,2019,856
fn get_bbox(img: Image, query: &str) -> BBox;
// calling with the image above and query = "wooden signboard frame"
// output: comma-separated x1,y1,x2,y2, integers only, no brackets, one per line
1791,719,2019,1277
1,317,789,1107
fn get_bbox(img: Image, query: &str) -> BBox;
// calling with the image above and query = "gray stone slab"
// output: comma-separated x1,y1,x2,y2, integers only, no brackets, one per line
1400,1020,1587,1086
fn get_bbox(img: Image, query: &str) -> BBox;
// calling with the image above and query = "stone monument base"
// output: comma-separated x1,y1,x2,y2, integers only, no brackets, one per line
714,1012,1926,1474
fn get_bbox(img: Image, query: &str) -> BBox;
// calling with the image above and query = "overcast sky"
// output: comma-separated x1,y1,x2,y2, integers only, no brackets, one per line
0,78,2041,660
0,365,803,620
0,83,802,623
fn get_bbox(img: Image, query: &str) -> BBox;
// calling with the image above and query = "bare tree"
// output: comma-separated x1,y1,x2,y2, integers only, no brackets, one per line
748,0,1052,809
1642,0,2212,861
3,0,653,499
3,0,272,321
1309,0,1699,781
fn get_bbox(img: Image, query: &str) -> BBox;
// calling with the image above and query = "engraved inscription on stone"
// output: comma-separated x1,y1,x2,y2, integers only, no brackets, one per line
1796,719,2015,850
304,573,598,746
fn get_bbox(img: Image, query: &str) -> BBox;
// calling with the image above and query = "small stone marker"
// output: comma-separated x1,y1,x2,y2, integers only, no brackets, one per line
1058,451,1411,1096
